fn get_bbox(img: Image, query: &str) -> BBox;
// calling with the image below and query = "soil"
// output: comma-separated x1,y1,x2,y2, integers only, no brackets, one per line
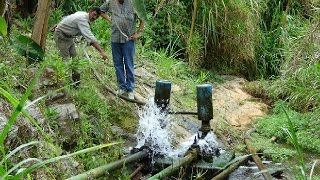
210,77,268,129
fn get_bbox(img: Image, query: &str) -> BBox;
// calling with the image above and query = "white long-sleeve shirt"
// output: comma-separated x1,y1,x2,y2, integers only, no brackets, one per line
56,11,97,44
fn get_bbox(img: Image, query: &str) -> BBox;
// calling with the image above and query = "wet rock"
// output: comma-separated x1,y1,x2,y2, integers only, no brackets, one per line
49,103,81,149
111,125,136,141
228,161,289,180
50,103,80,121
25,100,45,124
176,116,201,134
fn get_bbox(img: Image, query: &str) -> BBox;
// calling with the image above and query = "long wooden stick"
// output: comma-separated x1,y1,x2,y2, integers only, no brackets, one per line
244,128,272,180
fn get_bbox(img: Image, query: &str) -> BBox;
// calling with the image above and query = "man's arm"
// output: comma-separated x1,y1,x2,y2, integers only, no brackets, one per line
77,18,109,60
100,1,112,23
131,18,144,40
91,42,109,60
101,12,112,23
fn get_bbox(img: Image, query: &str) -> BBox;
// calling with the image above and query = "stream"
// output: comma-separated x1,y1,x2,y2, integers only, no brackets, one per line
128,97,320,179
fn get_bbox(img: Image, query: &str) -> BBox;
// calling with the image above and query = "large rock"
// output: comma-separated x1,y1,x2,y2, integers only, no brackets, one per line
50,103,80,121
49,103,81,148
28,67,57,89
25,100,45,124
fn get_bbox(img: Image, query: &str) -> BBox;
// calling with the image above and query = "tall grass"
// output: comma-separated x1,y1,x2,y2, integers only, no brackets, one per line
199,0,259,79
281,105,320,179
281,106,306,172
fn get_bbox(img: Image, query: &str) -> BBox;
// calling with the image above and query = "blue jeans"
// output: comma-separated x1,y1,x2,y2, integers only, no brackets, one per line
111,40,135,92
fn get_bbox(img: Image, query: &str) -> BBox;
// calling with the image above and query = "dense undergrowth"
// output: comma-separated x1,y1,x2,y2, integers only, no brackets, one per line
0,0,320,179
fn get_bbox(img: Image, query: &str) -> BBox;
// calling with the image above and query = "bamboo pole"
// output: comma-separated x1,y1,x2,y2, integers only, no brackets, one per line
212,156,248,180
148,151,197,180
168,111,197,115
130,163,146,179
245,128,272,180
67,150,148,180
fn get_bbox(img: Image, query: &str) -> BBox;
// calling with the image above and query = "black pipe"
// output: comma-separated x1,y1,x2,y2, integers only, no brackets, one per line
154,80,172,112
196,84,213,138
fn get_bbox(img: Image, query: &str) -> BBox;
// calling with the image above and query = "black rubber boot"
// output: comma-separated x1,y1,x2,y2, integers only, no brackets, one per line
71,70,80,88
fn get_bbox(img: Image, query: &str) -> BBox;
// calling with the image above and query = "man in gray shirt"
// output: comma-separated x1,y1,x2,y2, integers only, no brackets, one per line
54,7,108,87
100,0,144,99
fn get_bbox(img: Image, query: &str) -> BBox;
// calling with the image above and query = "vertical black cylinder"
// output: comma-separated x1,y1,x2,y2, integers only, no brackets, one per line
154,80,172,112
197,84,213,137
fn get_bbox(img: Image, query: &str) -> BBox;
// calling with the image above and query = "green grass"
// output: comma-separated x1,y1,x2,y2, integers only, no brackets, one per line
256,101,320,154
254,102,320,179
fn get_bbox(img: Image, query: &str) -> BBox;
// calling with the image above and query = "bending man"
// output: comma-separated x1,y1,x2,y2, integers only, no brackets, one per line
54,6,108,87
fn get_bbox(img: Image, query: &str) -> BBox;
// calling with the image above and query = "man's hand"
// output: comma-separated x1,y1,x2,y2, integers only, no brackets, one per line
131,33,141,41
101,52,109,61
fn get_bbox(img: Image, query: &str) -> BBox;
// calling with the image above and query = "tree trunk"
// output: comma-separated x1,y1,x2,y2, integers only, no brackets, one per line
189,0,198,41
0,0,5,16
32,0,52,49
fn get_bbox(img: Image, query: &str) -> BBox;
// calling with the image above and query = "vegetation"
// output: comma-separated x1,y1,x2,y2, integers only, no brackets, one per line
0,0,320,179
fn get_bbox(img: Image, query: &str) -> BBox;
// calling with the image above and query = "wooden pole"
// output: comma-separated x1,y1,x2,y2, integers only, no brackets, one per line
32,0,52,49
245,128,272,180
148,152,197,180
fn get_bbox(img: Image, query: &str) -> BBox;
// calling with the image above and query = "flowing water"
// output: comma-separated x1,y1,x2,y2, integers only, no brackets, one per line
135,98,219,158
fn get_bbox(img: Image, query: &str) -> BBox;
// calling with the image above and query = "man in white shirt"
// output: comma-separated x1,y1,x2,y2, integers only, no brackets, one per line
54,7,108,87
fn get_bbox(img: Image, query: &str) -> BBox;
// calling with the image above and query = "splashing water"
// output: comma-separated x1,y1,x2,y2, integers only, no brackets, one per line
136,98,219,158
198,132,219,155
136,98,174,155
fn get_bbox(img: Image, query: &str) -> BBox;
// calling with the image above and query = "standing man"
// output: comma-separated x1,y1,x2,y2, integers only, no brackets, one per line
54,6,108,87
100,0,144,100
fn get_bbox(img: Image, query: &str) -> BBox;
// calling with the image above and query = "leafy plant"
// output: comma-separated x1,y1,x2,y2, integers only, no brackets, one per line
256,101,320,153
13,35,45,64
196,71,210,84
280,105,320,179
0,16,7,37
132,0,148,22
